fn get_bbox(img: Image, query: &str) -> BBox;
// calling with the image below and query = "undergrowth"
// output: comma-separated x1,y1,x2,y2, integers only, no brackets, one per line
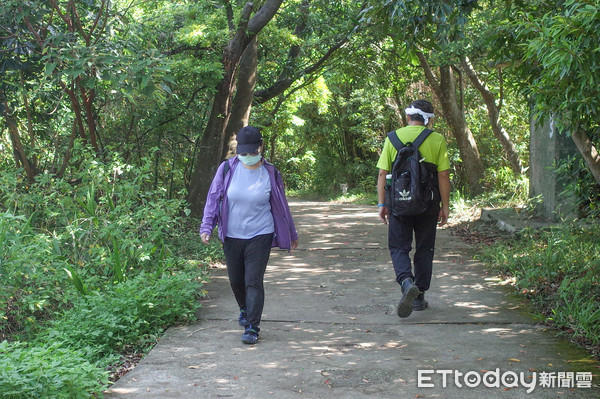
476,223,600,357
0,151,219,398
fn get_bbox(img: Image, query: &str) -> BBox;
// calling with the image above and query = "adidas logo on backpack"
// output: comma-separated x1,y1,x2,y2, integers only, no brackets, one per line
385,129,439,216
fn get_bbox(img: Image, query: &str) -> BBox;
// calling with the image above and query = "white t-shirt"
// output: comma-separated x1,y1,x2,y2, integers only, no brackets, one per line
226,164,274,239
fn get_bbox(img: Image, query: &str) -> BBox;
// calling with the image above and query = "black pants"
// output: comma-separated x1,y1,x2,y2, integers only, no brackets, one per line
223,233,274,329
388,210,438,292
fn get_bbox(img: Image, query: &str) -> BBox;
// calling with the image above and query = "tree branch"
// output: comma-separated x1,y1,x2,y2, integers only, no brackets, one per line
246,0,283,41
88,0,107,39
572,128,600,185
224,0,235,32
415,50,442,101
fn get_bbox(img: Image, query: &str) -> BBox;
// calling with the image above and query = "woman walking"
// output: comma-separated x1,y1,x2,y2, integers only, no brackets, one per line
199,126,298,344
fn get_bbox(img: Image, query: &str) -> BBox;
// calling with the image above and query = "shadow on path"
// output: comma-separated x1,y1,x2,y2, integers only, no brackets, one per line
106,201,599,398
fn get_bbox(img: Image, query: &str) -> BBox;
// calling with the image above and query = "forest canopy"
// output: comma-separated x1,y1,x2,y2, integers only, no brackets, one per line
1,0,599,214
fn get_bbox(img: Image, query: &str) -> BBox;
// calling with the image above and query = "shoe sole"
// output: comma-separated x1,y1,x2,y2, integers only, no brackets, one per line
397,285,420,318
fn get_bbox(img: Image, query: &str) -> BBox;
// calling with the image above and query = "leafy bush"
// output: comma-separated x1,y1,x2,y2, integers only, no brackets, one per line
0,150,197,339
38,270,204,365
0,150,215,397
556,156,600,219
0,341,107,399
477,224,600,349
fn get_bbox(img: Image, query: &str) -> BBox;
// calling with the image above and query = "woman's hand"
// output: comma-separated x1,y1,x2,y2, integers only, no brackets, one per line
200,233,211,245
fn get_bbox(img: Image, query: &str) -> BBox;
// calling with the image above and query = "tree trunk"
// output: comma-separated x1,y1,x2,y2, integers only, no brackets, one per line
4,114,36,183
416,51,485,194
78,78,100,154
222,36,258,160
187,0,283,217
461,57,525,175
571,129,600,186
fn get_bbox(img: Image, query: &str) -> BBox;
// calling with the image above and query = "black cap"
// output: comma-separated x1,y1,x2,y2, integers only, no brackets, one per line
236,126,263,154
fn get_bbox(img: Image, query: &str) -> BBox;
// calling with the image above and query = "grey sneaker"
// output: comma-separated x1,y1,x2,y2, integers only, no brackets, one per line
397,278,419,318
413,292,428,311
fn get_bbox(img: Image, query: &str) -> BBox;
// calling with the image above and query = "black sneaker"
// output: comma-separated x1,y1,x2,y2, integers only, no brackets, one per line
241,325,259,345
397,278,419,318
413,292,428,311
238,308,247,327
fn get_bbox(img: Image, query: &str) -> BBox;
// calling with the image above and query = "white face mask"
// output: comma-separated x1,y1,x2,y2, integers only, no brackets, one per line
238,153,261,166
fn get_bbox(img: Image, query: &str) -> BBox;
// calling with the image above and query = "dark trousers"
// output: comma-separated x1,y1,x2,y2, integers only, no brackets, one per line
223,233,274,328
388,210,438,292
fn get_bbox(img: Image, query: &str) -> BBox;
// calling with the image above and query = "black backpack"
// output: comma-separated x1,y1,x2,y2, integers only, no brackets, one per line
385,128,439,216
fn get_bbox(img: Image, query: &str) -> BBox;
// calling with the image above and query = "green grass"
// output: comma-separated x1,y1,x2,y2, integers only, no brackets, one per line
476,223,600,354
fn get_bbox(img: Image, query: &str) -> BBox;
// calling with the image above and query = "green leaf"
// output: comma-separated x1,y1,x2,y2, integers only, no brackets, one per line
44,62,57,76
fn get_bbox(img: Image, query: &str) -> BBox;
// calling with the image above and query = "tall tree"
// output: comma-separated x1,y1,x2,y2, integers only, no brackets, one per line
187,1,283,217
515,0,600,186
416,51,485,193
0,0,173,180
460,57,525,175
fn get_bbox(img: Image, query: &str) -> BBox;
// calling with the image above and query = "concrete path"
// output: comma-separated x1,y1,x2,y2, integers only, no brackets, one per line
105,201,599,398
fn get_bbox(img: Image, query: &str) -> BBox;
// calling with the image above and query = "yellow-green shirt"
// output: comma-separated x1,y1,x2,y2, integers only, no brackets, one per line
376,126,451,172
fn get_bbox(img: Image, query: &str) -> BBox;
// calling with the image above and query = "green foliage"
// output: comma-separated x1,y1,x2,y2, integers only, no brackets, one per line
556,156,600,218
480,166,530,207
477,224,600,348
0,341,107,399
510,0,600,214
37,270,203,365
0,151,213,396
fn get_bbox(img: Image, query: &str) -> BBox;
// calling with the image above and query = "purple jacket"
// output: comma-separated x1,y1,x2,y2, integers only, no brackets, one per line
199,157,298,250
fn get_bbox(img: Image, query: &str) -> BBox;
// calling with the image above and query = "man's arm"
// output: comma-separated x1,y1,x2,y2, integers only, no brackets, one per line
377,168,389,224
437,169,451,226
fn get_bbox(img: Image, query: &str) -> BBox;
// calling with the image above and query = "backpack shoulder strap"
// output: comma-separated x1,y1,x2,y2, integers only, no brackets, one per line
387,130,405,151
222,160,230,180
412,128,433,148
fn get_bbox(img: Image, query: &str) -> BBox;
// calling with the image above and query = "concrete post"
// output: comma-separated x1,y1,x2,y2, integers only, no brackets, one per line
529,115,578,220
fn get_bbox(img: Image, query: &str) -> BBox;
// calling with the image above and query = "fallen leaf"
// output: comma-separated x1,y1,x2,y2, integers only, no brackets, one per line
188,366,200,369
508,358,521,362
548,363,553,367
476,358,484,361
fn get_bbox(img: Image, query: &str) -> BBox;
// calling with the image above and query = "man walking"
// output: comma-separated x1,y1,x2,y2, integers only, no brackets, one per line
376,99,451,318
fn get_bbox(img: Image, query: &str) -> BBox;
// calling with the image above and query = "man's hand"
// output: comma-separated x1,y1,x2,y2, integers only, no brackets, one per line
378,205,389,225
200,232,210,245
438,206,449,226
